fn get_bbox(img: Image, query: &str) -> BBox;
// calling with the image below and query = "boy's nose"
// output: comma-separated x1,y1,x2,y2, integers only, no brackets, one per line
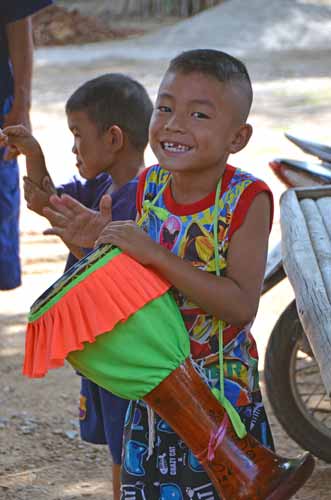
164,115,185,133
72,143,77,154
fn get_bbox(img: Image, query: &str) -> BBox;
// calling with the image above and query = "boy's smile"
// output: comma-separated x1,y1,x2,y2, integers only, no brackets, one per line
161,141,192,154
149,70,251,192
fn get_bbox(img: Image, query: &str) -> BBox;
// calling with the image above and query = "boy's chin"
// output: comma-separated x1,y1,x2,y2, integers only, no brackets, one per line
158,160,192,173
78,167,94,179
79,170,91,180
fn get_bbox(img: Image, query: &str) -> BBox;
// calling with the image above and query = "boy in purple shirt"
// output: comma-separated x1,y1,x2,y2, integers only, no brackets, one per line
0,73,153,499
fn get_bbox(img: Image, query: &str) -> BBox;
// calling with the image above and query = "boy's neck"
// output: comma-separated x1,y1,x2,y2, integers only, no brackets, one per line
107,150,145,192
170,164,227,205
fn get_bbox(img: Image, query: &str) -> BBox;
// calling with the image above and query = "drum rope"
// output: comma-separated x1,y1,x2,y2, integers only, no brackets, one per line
212,177,247,440
146,405,156,460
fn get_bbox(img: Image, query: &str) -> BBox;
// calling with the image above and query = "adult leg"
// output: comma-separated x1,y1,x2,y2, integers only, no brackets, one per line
0,158,21,290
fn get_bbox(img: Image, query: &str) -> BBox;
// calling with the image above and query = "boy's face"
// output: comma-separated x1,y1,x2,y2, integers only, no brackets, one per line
149,70,251,180
67,110,111,180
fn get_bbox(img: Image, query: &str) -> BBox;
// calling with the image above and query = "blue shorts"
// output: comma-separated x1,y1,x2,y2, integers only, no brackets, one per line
0,158,21,290
79,377,129,465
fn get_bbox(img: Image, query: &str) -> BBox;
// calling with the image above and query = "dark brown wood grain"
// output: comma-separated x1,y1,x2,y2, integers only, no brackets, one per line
145,358,315,500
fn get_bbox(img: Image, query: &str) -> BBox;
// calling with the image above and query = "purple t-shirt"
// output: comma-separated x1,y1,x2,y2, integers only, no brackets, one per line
57,172,137,271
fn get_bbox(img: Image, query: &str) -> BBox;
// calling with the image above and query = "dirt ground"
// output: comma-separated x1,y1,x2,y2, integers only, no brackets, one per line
1,3,331,499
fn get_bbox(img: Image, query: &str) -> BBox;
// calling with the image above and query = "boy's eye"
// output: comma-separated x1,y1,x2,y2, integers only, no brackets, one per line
70,127,80,137
157,105,171,113
192,111,209,119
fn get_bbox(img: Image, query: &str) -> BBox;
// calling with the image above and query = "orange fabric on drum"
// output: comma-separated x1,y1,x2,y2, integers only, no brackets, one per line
23,253,170,378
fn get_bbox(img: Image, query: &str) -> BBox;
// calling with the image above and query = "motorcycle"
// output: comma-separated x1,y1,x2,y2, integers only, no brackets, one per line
262,133,331,462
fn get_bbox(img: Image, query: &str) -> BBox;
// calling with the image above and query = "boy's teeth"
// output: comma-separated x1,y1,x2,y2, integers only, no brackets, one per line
163,142,190,152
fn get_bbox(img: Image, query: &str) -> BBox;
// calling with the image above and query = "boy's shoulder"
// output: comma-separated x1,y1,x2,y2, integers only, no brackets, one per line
138,164,169,193
226,165,263,186
58,173,112,206
224,165,274,236
224,164,272,199
136,165,168,213
140,164,168,182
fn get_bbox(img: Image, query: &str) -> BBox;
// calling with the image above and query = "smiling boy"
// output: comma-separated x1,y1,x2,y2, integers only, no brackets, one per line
96,50,275,499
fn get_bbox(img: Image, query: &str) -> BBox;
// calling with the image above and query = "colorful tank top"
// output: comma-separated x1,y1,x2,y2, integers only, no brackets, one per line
137,164,273,408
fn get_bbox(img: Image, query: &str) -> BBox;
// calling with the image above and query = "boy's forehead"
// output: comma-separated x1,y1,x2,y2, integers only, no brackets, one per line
67,109,91,128
158,70,226,100
159,71,227,92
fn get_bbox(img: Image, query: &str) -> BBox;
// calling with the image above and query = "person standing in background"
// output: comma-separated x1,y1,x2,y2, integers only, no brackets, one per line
0,1,52,289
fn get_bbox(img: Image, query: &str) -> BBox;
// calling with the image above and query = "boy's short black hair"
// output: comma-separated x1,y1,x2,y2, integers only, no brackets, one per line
168,49,253,118
66,73,153,152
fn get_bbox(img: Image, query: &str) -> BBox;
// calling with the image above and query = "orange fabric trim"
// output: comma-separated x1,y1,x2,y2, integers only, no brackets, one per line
23,253,170,378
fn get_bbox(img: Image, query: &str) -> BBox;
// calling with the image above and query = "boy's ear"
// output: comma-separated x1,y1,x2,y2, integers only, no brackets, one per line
229,123,253,154
106,125,124,152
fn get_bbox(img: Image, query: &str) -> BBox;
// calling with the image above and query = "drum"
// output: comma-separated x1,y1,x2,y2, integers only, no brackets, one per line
24,245,314,500
24,244,190,400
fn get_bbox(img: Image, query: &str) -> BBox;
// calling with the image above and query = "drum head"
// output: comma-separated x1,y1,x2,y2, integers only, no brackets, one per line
30,244,119,315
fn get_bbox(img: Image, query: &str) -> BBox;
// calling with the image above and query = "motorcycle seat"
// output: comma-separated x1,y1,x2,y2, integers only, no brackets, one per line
271,158,331,184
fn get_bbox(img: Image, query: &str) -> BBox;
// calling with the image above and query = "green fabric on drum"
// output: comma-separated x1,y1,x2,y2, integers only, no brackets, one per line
67,291,190,400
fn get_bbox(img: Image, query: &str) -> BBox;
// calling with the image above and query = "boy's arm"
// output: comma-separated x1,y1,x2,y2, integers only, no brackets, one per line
96,192,271,327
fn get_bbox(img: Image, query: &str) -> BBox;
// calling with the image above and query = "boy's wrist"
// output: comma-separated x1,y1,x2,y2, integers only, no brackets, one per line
149,241,168,268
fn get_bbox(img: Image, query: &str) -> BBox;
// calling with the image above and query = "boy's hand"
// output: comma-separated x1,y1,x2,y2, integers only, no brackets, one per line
23,176,55,216
0,125,42,161
95,220,161,266
43,193,113,249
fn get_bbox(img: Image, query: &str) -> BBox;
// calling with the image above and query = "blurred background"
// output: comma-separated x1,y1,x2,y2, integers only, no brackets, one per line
1,1,331,498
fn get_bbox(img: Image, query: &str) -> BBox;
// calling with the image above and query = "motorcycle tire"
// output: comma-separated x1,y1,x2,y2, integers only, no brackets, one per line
264,299,331,462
